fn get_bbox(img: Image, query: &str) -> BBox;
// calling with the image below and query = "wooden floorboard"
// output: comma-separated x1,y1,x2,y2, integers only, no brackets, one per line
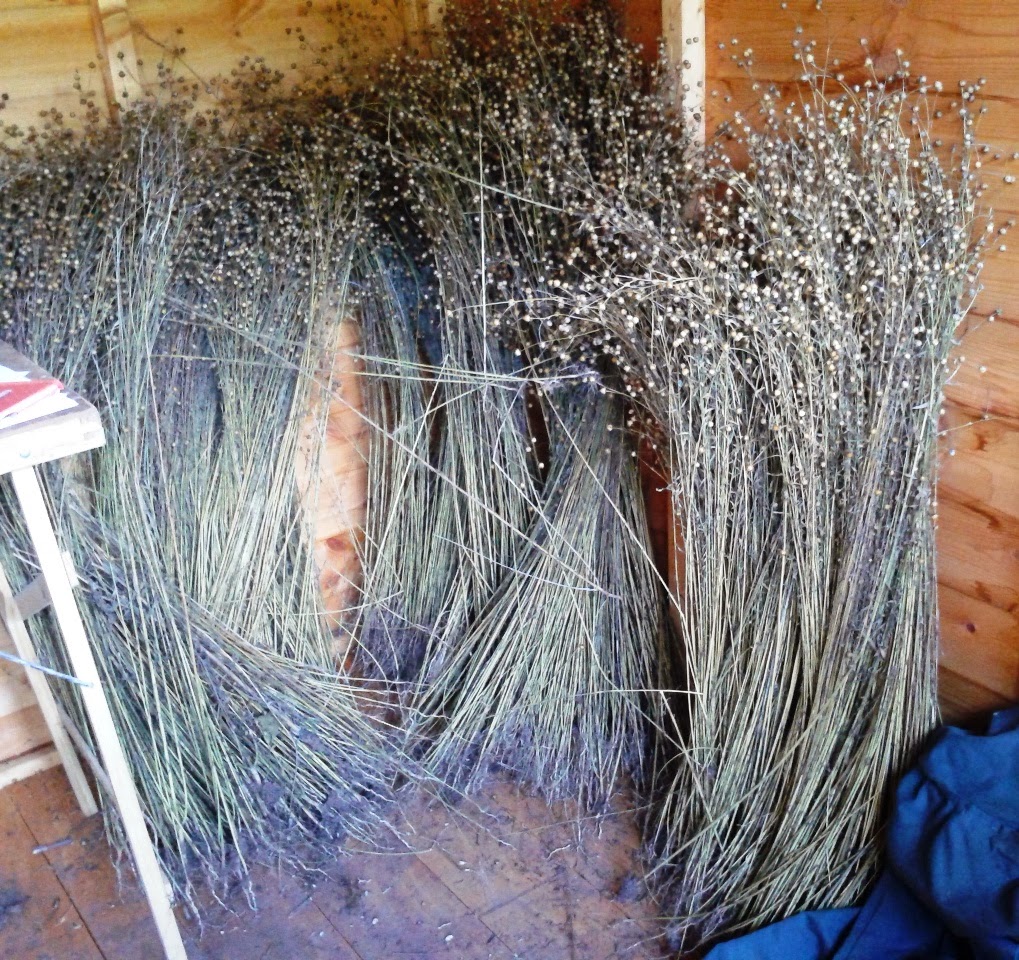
0,784,104,959
0,768,668,960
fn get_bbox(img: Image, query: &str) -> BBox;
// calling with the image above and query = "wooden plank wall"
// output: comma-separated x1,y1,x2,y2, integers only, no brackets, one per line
0,1,110,132
0,0,412,132
699,0,1019,719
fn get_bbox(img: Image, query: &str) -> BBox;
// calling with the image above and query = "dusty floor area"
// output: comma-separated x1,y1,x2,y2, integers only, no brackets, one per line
0,766,669,959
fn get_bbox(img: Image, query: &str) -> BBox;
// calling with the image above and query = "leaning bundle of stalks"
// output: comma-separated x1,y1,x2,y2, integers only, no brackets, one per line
352,248,462,681
566,64,987,947
347,0,681,802
415,184,542,667
348,185,542,687
347,0,590,685
414,379,672,807
0,92,405,903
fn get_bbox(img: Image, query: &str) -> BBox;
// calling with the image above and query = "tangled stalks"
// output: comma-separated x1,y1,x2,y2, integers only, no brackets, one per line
561,61,990,946
0,3,998,948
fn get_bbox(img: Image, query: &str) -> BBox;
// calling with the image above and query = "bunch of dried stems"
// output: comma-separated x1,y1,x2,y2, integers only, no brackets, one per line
0,3,996,949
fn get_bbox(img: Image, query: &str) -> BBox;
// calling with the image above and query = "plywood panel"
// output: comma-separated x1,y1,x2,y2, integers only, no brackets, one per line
0,1,109,130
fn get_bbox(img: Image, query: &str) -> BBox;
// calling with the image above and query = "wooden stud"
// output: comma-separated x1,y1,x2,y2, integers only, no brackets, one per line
662,0,706,144
89,0,145,116
9,465,187,960
426,0,446,31
296,317,368,657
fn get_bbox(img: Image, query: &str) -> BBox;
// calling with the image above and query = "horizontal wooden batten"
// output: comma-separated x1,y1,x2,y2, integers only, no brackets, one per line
0,745,60,791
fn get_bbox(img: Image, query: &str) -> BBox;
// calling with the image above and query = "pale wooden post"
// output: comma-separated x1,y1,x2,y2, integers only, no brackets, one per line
663,0,706,144
9,467,187,960
89,0,145,115
403,0,445,53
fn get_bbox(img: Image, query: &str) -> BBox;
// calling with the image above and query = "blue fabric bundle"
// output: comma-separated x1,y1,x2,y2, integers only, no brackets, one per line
706,705,1019,960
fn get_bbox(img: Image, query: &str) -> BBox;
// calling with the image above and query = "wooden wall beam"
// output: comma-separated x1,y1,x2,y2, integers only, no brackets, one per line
88,0,144,116
403,0,445,53
662,0,705,143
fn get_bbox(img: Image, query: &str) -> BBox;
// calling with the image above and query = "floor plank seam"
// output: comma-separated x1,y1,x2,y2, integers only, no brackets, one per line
12,803,107,958
308,899,365,960
410,847,523,957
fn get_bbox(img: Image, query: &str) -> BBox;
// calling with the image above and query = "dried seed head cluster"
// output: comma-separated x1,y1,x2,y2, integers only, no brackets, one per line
554,60,990,949
352,0,691,372
0,45,404,907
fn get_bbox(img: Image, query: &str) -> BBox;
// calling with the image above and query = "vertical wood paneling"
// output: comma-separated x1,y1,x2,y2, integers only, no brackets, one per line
0,1,109,130
701,0,1019,717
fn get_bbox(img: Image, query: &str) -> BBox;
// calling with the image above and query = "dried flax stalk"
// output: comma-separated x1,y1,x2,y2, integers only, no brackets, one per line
413,383,670,807
0,96,405,905
348,0,680,805
567,67,985,947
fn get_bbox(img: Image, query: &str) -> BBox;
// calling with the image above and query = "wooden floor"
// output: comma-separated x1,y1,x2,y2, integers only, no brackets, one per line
0,768,668,960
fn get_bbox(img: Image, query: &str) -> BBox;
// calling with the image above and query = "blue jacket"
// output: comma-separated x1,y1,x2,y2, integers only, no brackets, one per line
706,706,1019,960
